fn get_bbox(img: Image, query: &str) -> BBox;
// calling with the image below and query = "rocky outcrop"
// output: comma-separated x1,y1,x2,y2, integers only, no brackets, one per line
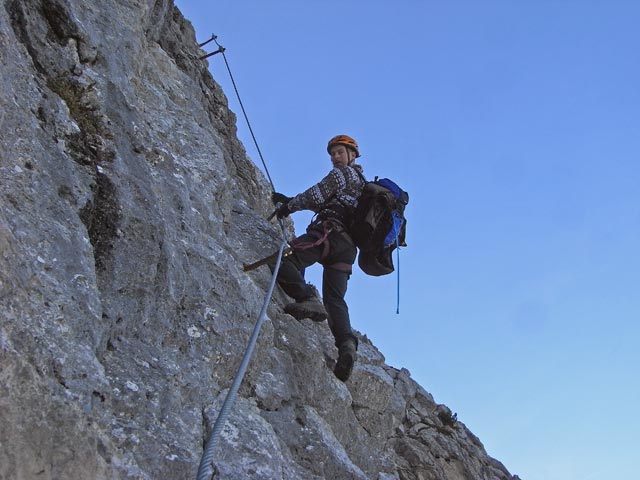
0,1,519,479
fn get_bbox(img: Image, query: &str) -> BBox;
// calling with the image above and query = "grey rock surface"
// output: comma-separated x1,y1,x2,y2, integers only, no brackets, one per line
0,1,520,479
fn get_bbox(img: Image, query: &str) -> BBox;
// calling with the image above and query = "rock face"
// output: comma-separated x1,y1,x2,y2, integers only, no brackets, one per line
0,1,519,479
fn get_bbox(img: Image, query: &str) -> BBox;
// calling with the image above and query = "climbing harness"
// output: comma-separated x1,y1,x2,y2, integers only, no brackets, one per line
290,221,333,259
195,35,287,480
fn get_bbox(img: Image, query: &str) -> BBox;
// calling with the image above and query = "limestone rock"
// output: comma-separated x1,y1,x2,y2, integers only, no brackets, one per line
0,0,520,479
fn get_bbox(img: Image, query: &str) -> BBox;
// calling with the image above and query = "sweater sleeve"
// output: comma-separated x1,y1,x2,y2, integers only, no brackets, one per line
287,168,345,213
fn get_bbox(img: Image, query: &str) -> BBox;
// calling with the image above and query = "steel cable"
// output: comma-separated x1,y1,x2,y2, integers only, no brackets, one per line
195,35,288,480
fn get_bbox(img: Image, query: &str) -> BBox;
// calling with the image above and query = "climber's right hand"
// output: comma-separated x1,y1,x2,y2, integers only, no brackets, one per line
271,192,292,206
275,202,291,219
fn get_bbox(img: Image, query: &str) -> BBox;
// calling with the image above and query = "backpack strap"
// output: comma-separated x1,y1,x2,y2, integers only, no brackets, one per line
353,165,367,186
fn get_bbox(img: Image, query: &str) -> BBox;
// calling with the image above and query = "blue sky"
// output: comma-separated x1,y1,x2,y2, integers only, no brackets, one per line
175,2,639,479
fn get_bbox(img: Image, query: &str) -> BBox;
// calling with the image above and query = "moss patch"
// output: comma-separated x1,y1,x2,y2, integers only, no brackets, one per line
47,73,114,166
79,172,120,271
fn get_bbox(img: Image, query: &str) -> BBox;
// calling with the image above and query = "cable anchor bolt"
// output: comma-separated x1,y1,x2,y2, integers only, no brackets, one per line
199,46,225,60
198,33,217,48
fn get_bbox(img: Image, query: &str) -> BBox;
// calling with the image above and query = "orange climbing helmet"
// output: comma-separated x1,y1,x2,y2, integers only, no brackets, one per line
327,134,360,158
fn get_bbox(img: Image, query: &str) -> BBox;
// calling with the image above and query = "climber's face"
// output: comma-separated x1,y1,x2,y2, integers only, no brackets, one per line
329,144,356,168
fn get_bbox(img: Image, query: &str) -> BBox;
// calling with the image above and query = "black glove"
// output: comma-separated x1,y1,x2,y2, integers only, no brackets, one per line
275,202,291,219
271,192,293,206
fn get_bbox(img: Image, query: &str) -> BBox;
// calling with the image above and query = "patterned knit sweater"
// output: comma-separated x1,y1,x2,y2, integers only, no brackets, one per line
288,164,366,224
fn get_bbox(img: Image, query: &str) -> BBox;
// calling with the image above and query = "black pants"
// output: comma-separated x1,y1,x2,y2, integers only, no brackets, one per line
276,226,358,348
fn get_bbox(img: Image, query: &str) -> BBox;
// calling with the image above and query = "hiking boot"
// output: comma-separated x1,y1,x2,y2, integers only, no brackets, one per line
334,339,357,382
284,297,328,322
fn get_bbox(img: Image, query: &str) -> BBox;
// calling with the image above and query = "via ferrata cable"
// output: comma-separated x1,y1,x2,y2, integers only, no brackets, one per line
195,34,287,480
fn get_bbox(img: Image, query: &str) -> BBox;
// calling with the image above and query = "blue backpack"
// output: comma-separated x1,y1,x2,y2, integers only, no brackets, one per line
350,177,408,276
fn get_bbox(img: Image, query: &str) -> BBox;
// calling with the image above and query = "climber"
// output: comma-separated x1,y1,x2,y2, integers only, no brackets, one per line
271,135,366,382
